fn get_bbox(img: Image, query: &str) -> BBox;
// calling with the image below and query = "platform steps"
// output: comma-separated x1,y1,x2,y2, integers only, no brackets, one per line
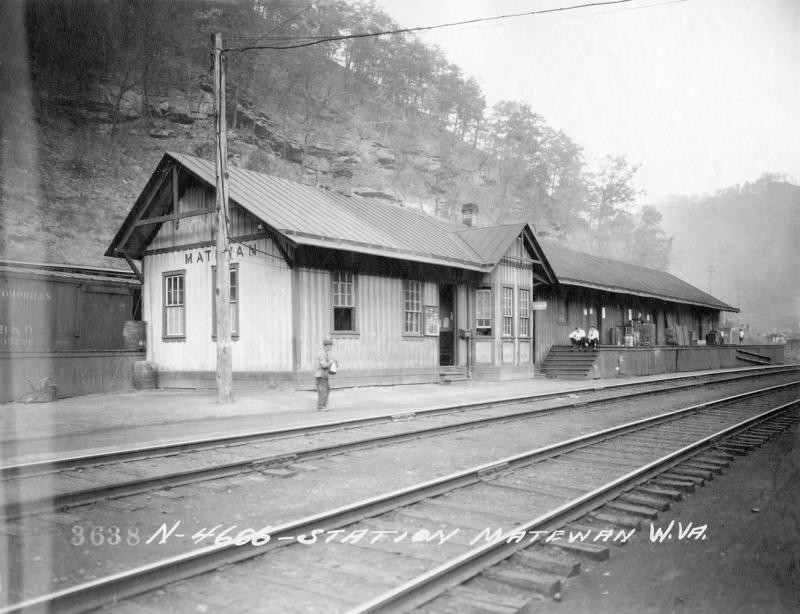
735,348,772,365
540,345,598,379
439,366,470,384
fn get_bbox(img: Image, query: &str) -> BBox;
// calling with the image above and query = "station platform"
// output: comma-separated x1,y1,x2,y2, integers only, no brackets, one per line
0,365,794,465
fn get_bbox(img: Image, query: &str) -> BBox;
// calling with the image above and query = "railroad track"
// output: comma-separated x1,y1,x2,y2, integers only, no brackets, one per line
2,381,798,613
2,367,797,521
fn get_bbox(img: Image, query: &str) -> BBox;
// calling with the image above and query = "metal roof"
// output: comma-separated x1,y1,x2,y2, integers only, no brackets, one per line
538,239,737,311
170,153,486,270
0,260,139,286
456,224,527,264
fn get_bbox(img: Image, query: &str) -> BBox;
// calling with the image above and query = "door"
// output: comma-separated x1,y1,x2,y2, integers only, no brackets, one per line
438,285,455,366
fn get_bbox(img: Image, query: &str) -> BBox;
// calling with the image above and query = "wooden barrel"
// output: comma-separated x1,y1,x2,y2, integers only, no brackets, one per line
133,361,157,389
123,320,147,350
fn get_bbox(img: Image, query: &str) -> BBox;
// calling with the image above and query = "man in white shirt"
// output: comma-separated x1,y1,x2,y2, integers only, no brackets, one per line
587,325,600,350
569,327,587,351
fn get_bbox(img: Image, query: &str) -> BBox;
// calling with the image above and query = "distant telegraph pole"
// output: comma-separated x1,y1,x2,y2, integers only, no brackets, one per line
706,265,716,294
736,278,741,324
213,32,233,403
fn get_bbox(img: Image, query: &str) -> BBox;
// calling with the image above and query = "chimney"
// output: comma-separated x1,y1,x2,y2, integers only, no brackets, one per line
461,202,479,227
332,164,353,197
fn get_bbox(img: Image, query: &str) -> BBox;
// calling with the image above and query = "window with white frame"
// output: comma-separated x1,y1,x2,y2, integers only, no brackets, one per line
163,271,185,339
519,289,531,337
212,264,239,338
333,271,355,331
502,287,514,336
476,288,492,335
403,280,422,334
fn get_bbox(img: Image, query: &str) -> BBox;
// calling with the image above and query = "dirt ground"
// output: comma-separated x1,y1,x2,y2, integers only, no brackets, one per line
541,420,800,614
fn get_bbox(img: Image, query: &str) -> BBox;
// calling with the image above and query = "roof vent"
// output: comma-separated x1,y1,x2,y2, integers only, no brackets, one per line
332,165,353,197
462,203,479,227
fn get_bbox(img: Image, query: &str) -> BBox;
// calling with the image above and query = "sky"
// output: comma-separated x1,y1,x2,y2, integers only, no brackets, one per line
371,0,800,202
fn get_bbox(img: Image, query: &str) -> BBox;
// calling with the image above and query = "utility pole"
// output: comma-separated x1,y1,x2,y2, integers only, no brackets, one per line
706,265,716,294
736,278,741,325
213,32,233,403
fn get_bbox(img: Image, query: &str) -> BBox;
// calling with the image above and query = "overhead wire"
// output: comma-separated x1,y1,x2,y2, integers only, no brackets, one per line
223,0,687,53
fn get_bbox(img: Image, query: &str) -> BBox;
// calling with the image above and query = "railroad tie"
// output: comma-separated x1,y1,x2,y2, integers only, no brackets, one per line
660,472,706,486
590,511,642,529
619,492,671,511
694,453,732,466
682,460,724,474
445,587,528,614
666,466,714,480
714,442,753,455
604,500,660,519
747,427,781,435
635,485,683,501
511,548,581,577
551,540,610,561
482,566,562,597
732,436,766,446
650,478,696,493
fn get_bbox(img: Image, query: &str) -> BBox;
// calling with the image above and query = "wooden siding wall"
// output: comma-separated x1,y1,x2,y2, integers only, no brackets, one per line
144,203,292,372
296,269,440,372
149,180,261,252
593,345,784,378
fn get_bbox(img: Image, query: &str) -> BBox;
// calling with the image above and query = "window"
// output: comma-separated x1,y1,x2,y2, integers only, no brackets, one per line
163,271,185,339
502,287,514,336
403,280,422,334
333,271,355,331
557,298,567,325
519,289,531,337
212,264,239,338
476,288,492,335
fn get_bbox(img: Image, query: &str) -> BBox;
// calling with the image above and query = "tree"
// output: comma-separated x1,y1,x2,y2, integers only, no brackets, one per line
627,205,672,270
585,155,640,253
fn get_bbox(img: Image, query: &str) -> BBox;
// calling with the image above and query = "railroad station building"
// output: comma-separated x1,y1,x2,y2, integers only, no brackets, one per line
106,152,781,389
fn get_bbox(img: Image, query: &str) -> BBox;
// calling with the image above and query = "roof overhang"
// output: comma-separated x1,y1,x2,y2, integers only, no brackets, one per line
558,278,738,312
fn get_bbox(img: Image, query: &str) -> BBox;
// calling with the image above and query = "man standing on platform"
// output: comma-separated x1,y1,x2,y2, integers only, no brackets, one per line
315,338,336,411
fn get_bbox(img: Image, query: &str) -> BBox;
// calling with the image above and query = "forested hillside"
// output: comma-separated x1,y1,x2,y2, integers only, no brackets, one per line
0,0,680,271
657,175,800,333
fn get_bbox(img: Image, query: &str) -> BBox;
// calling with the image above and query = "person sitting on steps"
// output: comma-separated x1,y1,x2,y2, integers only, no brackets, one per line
569,326,587,351
587,325,600,351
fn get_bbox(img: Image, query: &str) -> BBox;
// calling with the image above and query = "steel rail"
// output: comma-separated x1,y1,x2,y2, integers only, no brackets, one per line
2,382,798,614
5,375,800,521
347,398,800,613
3,364,795,476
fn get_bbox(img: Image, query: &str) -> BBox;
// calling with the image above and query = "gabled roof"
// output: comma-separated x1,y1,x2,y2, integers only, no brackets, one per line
107,152,555,278
538,239,737,311
456,223,556,284
456,224,527,264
